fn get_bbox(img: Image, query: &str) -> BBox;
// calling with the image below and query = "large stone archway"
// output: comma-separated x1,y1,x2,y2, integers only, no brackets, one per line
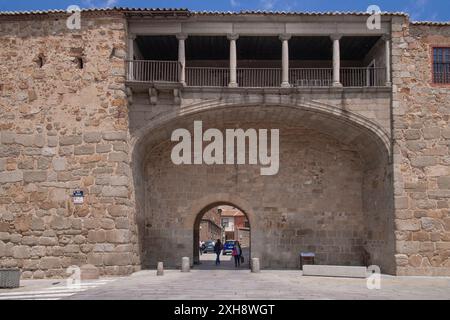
191,198,253,266
131,101,395,273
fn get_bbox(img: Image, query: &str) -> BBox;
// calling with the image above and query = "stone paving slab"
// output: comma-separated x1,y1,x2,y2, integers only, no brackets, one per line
0,278,117,300
2,270,449,300
59,270,450,300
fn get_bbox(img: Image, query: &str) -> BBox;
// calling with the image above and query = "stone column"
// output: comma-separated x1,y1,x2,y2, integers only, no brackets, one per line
228,34,239,88
330,34,343,87
128,34,136,81
280,34,291,88
177,34,188,86
383,35,392,86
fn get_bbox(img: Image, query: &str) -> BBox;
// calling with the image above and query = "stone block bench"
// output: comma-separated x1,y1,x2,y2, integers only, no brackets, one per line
303,265,368,278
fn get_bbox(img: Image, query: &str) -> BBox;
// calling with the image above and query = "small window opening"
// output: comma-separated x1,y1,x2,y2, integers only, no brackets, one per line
433,47,450,84
75,56,84,69
36,54,45,68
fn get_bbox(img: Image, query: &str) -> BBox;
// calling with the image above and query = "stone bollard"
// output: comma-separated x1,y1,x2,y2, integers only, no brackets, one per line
181,257,190,273
157,262,164,276
251,258,261,273
80,264,99,280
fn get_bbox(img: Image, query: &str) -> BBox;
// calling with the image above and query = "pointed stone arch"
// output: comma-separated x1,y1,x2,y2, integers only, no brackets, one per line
130,98,395,273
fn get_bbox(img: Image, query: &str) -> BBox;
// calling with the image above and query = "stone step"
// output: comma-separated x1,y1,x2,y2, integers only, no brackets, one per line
303,265,368,278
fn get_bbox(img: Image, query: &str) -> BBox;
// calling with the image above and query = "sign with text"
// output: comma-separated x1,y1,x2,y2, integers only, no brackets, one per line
72,190,84,205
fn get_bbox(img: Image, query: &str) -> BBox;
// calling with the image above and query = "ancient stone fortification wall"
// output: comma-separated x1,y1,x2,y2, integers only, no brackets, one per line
4,12,449,277
392,18,450,276
144,124,367,269
0,15,140,278
129,89,393,270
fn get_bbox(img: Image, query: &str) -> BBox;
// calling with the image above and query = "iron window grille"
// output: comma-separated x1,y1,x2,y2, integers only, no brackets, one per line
433,47,450,84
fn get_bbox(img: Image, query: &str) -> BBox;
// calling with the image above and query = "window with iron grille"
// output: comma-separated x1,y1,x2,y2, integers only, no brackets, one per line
433,47,450,84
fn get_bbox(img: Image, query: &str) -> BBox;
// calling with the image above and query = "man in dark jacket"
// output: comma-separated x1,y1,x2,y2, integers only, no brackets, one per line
214,239,223,266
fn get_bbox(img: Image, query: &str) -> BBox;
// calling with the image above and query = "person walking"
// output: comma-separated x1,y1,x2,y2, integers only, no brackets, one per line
232,241,242,268
214,239,223,266
199,241,204,256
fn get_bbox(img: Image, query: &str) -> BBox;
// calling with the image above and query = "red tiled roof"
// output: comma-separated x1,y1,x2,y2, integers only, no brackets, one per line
411,21,450,26
0,8,189,17
0,7,407,17
1,8,447,26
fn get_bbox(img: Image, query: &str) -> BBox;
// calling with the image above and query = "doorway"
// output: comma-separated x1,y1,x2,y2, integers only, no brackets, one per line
193,204,251,270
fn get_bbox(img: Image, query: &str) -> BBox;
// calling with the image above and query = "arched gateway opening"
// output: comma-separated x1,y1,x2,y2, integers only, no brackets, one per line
131,100,395,274
193,204,251,269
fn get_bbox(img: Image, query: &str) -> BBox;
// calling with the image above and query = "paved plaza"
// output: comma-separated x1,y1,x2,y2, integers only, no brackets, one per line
1,269,449,300
197,250,251,270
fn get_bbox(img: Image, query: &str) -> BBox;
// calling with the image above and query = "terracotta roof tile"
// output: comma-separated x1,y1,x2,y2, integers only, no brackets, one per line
0,7,406,17
1,8,448,26
411,21,450,26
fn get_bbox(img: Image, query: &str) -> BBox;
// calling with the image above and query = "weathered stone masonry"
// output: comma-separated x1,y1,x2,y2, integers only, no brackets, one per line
0,9,449,277
392,18,450,276
0,12,140,278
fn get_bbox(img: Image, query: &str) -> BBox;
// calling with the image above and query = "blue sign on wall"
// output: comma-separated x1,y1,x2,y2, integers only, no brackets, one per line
72,190,84,204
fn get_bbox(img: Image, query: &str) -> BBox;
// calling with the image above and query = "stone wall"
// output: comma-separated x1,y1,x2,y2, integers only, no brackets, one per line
143,122,367,269
392,18,450,276
127,82,394,270
130,96,393,269
2,11,449,277
0,14,140,278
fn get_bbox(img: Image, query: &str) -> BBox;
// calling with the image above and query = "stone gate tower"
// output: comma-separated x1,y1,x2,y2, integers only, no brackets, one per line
0,8,449,278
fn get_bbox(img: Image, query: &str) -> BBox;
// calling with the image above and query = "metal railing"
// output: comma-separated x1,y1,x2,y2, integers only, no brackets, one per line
126,60,180,83
186,67,229,87
237,68,281,87
433,71,450,84
340,67,386,87
290,68,333,87
125,60,388,88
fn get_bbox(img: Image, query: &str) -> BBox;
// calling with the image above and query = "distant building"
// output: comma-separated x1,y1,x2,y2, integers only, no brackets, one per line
221,207,250,247
200,208,222,242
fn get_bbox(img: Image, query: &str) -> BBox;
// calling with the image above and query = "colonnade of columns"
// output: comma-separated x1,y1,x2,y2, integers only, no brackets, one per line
129,33,392,88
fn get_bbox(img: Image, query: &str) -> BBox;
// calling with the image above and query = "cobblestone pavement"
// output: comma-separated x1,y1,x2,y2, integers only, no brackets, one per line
64,271,450,300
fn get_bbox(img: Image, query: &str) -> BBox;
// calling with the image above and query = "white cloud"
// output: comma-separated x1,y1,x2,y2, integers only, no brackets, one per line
230,0,240,7
415,0,428,7
105,0,118,7
81,0,119,8
260,0,277,10
407,0,429,20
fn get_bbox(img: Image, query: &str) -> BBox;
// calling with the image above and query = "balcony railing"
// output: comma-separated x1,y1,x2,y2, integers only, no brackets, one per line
186,67,229,87
126,60,387,88
340,67,386,87
237,68,282,88
290,68,333,87
126,60,180,83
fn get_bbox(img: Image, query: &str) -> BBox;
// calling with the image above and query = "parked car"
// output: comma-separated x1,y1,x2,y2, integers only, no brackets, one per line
203,240,215,253
223,240,236,255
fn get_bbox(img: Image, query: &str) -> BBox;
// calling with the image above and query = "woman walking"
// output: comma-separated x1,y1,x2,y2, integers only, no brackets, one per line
232,241,242,268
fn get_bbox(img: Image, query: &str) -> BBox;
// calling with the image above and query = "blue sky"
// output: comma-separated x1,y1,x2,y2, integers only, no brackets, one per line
0,0,449,21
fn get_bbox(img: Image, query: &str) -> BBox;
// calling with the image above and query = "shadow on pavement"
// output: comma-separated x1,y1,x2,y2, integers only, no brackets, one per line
195,248,250,270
